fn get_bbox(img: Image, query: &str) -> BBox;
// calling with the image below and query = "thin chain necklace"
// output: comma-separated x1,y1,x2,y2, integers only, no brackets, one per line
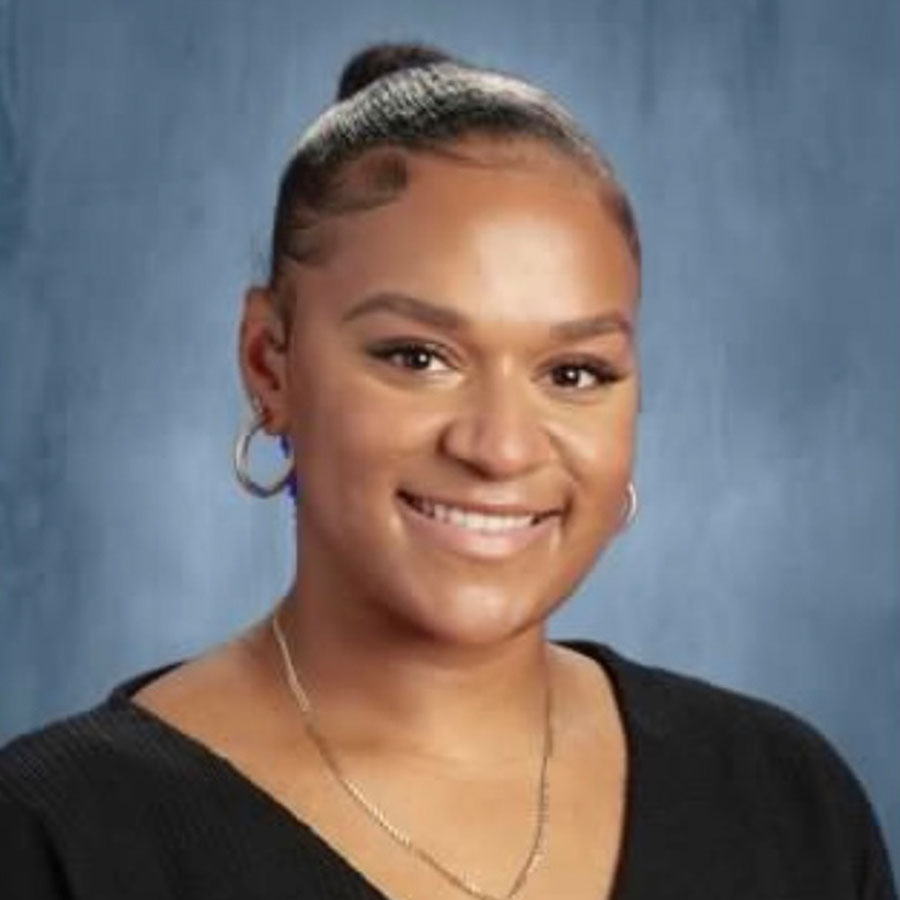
270,611,553,900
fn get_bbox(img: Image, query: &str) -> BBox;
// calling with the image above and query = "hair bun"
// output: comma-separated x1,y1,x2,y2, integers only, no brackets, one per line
336,42,458,101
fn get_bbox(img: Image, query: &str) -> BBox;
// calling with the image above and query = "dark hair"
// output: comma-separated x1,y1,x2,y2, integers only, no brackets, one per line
268,42,640,309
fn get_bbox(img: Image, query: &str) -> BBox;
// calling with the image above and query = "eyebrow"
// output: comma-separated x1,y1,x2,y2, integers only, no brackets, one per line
340,291,632,341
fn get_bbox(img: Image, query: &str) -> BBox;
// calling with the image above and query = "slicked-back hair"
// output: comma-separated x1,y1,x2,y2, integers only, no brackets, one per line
268,43,641,312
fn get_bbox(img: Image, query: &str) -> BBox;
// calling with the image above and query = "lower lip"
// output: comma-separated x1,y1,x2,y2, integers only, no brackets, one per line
396,494,560,561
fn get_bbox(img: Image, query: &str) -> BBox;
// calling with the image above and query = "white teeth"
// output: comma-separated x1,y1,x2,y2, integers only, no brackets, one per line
409,496,539,532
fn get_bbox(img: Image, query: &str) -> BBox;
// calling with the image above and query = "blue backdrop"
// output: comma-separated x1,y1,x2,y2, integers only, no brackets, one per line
1,0,897,870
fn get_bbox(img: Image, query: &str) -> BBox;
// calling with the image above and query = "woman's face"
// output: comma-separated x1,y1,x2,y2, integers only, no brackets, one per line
261,142,639,647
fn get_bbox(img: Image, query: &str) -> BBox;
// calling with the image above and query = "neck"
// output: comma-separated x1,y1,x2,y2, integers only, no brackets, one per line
266,581,552,769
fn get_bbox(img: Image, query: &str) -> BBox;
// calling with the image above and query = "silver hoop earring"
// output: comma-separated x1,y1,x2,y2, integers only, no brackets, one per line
233,411,294,499
621,480,638,529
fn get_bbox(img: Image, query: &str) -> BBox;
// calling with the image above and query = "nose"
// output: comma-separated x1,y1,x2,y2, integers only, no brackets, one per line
439,370,554,479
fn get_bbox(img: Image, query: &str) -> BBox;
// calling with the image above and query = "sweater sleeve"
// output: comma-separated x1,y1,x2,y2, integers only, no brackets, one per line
846,773,897,900
862,823,897,900
0,797,72,899
800,715,897,899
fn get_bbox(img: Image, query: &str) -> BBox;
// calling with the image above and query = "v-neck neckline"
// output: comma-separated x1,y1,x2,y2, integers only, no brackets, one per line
106,639,644,900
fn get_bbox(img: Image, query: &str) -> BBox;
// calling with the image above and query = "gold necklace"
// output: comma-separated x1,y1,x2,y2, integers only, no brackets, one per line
270,611,553,900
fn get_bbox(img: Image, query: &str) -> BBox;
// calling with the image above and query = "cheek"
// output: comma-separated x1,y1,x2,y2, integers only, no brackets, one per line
557,389,637,486
289,367,430,511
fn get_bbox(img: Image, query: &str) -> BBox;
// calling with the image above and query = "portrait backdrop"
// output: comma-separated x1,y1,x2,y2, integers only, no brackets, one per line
1,0,897,870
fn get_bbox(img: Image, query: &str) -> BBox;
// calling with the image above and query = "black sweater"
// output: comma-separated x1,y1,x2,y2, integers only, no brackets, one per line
0,641,895,899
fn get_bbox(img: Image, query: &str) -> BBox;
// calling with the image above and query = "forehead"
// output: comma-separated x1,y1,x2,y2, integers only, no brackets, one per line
290,141,639,329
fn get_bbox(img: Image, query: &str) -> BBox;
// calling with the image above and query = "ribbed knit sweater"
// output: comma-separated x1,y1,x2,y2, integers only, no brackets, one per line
0,640,895,899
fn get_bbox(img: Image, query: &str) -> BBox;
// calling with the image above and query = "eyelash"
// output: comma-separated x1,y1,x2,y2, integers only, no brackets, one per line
545,357,623,390
368,340,454,374
366,340,624,390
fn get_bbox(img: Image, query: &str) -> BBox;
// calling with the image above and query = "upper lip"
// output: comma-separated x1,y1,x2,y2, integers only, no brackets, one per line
398,489,563,518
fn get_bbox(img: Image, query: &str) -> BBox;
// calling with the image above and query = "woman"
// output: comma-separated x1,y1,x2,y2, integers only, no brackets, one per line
0,42,895,900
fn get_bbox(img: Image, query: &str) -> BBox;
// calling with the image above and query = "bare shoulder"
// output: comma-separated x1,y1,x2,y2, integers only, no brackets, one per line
548,642,624,746
130,620,287,760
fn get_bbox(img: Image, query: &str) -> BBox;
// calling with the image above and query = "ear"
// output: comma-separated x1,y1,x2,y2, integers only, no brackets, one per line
238,286,290,434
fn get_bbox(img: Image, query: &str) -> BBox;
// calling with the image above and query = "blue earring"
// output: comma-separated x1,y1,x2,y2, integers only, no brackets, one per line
279,434,299,501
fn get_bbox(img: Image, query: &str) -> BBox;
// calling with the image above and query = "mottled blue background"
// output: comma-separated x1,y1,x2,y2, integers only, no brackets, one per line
1,0,897,870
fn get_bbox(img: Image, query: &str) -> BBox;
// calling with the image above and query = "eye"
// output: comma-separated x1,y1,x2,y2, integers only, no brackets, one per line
368,340,454,374
545,359,623,391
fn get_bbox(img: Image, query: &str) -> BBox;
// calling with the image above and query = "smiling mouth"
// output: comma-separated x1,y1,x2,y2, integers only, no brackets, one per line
397,490,559,533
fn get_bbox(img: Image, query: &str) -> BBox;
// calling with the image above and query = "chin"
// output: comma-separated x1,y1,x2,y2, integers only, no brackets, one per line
384,578,558,649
